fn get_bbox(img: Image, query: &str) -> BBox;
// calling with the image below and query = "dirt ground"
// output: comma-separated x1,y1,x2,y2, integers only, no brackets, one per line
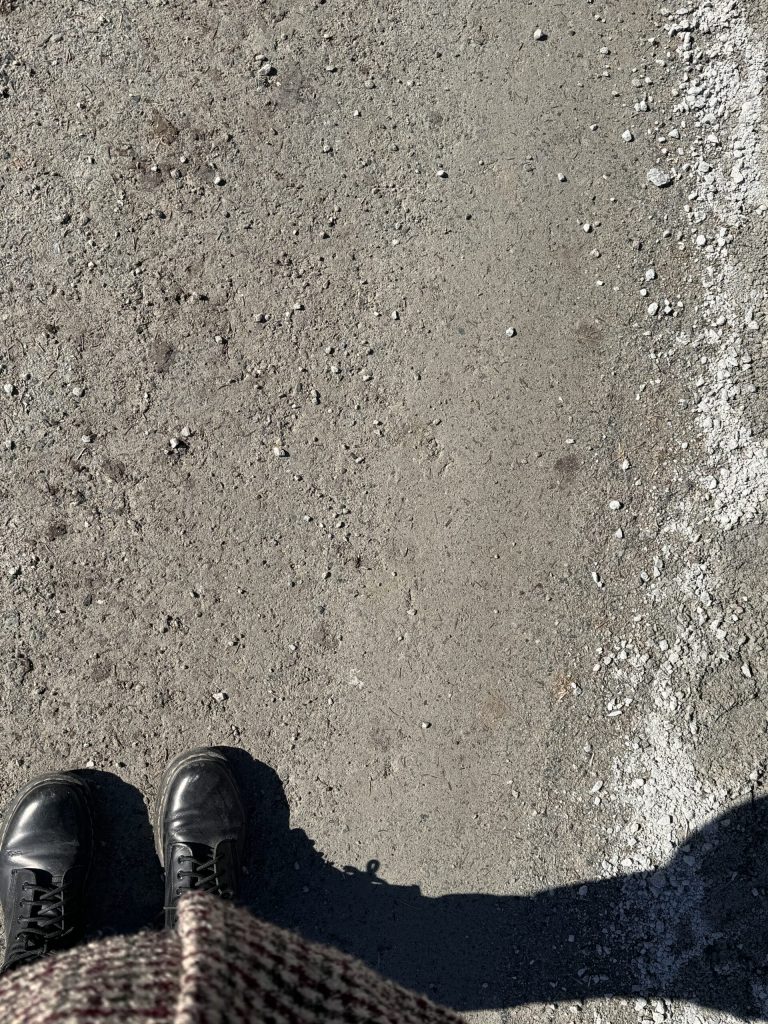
2,0,768,1022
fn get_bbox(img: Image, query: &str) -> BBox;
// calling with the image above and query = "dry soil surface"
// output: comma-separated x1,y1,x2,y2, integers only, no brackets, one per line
2,1,768,1022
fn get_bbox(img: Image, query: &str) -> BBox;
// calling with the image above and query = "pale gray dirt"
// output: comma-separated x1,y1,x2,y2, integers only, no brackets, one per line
1,1,761,1022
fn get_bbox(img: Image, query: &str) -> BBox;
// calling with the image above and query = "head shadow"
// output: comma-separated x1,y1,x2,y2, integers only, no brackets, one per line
221,747,768,1020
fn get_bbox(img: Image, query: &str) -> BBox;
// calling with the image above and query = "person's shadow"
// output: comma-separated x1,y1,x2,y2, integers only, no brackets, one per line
79,751,768,1020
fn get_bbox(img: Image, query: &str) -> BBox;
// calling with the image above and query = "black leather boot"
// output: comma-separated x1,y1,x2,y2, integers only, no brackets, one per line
155,748,245,928
0,773,93,972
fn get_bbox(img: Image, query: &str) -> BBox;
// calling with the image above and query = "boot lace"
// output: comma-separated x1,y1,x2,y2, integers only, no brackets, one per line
176,848,232,899
5,878,72,969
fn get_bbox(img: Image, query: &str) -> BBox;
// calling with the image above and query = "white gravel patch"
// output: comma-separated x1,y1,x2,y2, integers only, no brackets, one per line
598,1,768,1019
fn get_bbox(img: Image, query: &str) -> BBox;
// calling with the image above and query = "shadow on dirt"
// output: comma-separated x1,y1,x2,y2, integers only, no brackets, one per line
80,751,768,1020
80,769,164,935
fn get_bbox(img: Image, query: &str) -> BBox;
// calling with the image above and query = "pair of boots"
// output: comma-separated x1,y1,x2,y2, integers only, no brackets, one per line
0,747,244,972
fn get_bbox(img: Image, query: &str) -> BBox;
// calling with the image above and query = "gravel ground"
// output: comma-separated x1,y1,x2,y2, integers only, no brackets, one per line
2,0,768,1022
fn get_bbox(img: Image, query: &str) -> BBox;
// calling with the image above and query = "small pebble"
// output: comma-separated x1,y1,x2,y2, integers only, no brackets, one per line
647,166,673,187
622,129,634,143
505,326,517,338
533,27,547,41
